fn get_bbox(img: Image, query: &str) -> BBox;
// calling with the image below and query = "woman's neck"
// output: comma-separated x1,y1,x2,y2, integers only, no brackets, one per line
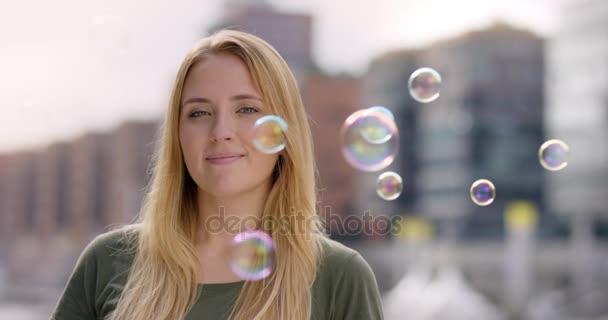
196,185,270,248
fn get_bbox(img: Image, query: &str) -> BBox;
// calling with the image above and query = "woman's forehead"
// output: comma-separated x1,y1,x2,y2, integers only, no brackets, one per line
183,55,261,100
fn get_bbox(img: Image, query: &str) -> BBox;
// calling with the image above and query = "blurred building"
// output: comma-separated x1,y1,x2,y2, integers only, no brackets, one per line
545,0,608,221
31,142,71,243
0,120,159,288
0,152,35,255
210,0,315,81
0,152,36,288
0,143,77,287
362,23,547,239
545,0,608,315
106,121,159,225
302,73,362,236
65,132,113,241
438,23,546,240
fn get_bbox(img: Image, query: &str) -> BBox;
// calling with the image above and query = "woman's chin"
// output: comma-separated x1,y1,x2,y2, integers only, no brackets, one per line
204,185,249,199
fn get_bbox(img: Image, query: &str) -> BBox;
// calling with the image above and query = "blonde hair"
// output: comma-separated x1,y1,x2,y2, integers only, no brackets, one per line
109,30,324,320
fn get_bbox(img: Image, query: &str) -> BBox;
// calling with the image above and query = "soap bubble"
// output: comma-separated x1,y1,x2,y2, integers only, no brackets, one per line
408,67,441,103
470,179,496,206
231,230,275,281
538,139,569,171
376,171,403,201
252,115,288,154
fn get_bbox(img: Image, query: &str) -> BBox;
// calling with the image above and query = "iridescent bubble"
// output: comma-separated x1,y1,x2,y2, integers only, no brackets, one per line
361,106,395,144
538,139,569,171
376,171,403,201
367,105,395,121
341,109,399,172
252,115,288,154
408,67,442,103
470,179,496,206
231,230,275,281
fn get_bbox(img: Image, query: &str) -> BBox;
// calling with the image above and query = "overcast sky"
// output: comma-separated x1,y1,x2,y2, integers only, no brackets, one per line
0,0,560,153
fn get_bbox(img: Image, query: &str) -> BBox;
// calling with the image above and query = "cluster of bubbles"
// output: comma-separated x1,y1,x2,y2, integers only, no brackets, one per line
340,67,443,201
230,230,275,281
339,67,571,207
252,115,288,154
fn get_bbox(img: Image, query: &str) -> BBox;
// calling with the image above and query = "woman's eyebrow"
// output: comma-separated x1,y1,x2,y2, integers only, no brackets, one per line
182,94,263,107
182,97,211,107
231,94,263,102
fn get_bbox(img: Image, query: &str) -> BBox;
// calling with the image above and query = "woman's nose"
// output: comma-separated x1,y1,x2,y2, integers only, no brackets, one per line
209,112,236,143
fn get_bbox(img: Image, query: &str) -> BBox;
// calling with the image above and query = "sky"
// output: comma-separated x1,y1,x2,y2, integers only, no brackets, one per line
0,0,561,153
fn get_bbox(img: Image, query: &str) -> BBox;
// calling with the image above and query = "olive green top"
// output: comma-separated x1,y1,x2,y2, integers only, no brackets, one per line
50,228,384,319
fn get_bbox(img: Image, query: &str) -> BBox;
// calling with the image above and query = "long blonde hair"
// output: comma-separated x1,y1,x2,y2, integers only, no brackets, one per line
109,30,323,320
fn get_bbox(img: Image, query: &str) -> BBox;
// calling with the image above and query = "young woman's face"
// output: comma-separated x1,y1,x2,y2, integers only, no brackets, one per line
179,53,279,199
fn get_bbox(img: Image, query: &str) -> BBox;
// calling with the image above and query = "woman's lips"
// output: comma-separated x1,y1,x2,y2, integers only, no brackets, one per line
205,154,245,165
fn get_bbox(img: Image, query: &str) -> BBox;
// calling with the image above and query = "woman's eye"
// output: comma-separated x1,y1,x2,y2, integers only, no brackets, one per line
238,106,259,114
189,110,210,118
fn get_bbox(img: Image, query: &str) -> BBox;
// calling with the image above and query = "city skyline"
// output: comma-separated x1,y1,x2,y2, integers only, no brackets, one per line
0,0,559,153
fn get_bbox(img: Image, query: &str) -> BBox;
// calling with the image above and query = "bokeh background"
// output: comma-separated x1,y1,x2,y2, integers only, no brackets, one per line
1,0,607,319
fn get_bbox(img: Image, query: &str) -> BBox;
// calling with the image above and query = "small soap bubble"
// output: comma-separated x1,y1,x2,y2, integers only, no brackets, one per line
470,179,496,206
408,67,442,103
231,230,275,281
252,115,288,154
538,139,569,171
376,171,403,201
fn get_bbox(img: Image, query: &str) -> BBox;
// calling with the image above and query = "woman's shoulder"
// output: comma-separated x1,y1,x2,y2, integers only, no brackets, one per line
88,224,140,252
50,225,142,319
316,235,359,262
79,224,141,269
312,236,384,319
315,235,375,279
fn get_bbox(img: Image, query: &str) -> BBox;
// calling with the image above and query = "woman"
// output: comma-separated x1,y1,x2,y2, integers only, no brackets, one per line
50,29,384,320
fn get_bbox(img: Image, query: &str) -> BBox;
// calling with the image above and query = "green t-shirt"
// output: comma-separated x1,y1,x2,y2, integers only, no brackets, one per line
50,228,384,319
